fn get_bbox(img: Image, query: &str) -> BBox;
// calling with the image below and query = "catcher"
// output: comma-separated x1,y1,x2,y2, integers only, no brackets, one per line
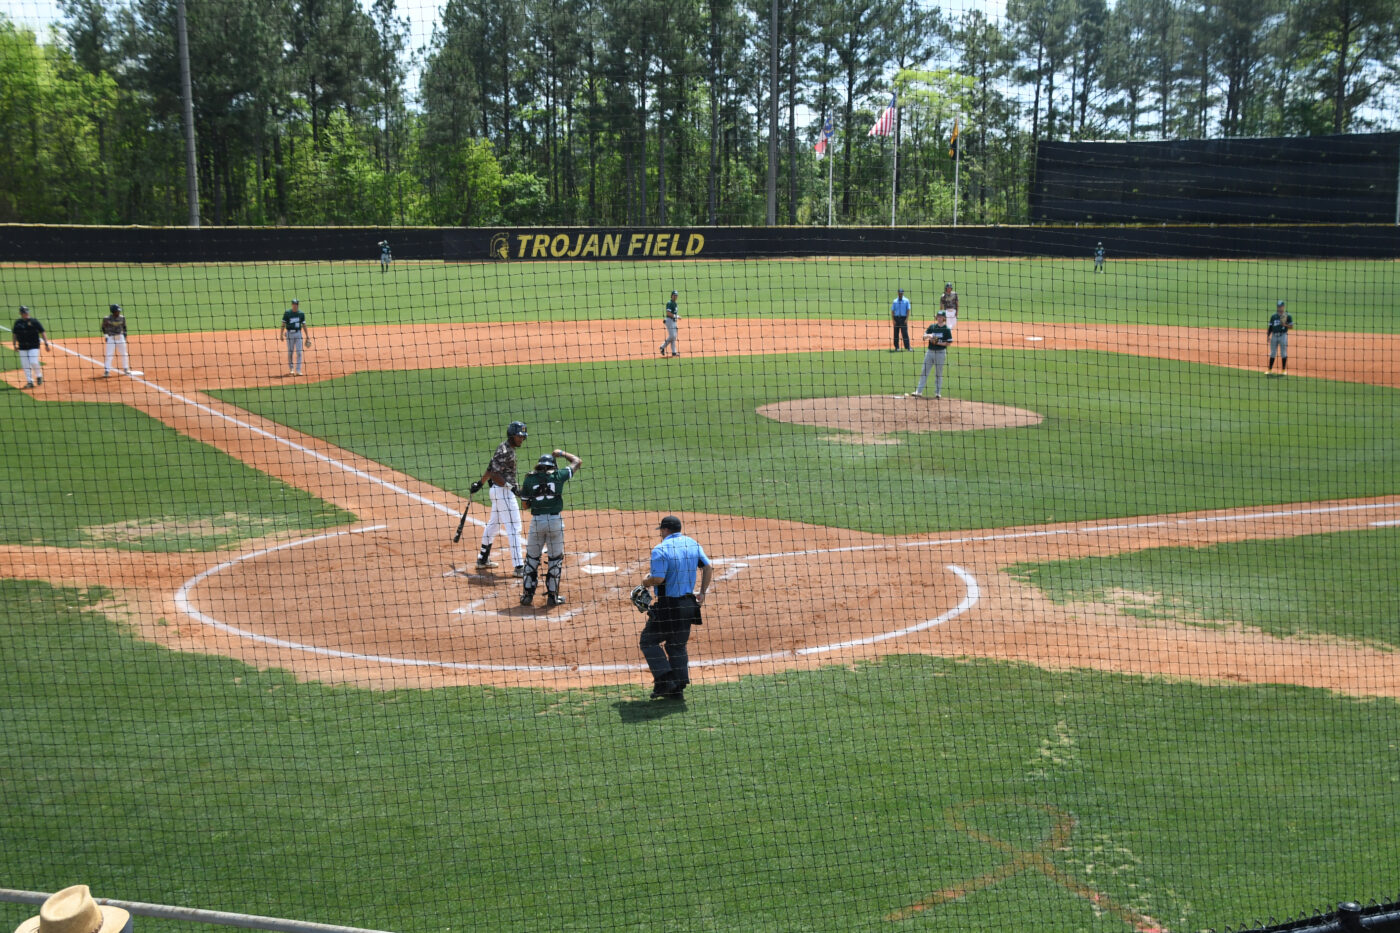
518,448,581,608
633,515,712,700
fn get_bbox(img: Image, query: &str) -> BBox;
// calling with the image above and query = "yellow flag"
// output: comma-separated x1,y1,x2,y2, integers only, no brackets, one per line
949,118,960,158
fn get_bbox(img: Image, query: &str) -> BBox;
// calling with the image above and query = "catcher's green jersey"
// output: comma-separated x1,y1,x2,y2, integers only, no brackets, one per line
520,467,572,515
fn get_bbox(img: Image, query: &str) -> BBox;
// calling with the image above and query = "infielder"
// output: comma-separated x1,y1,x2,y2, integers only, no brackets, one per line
911,311,953,399
470,421,527,575
12,306,51,388
1267,300,1292,374
518,448,582,608
660,290,680,357
939,282,959,328
640,515,712,700
378,240,392,273
100,304,130,377
280,298,310,376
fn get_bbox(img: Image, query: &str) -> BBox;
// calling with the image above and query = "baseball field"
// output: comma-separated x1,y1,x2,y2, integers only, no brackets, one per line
2,254,1398,932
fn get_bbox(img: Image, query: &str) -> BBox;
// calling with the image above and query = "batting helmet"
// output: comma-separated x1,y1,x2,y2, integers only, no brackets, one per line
507,421,528,438
109,304,122,313
535,453,556,472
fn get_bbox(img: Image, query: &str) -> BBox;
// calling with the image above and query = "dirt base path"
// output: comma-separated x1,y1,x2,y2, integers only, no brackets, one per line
4,320,1397,695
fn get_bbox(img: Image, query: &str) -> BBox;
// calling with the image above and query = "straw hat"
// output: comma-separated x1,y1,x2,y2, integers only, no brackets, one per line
15,886,130,933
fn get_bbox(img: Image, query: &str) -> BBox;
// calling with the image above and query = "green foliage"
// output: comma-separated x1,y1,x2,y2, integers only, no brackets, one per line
421,136,503,225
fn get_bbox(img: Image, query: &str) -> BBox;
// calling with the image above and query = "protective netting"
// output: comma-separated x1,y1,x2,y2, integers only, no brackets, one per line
2,230,1398,932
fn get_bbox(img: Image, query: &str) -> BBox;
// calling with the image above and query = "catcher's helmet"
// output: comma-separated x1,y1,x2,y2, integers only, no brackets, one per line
535,453,556,472
109,304,122,313
507,421,528,438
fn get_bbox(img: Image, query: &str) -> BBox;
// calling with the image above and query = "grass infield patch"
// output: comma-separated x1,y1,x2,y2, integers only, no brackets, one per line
0,389,352,550
1007,526,1400,649
1,578,1398,932
215,350,1400,535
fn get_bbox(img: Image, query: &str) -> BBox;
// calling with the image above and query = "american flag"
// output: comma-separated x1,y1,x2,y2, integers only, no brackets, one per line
814,117,834,157
867,94,896,137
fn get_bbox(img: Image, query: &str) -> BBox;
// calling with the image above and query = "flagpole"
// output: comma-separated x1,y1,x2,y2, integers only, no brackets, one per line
890,105,899,227
817,143,828,226
952,123,961,227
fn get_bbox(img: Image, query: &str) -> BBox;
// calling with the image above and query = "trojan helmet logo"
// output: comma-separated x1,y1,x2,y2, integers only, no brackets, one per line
489,233,510,260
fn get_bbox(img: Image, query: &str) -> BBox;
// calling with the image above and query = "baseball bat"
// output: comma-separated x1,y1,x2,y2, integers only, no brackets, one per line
452,497,472,542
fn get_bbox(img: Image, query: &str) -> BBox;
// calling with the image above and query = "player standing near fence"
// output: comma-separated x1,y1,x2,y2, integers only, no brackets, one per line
660,290,680,357
280,298,310,376
1094,242,1106,273
378,240,392,272
12,307,50,388
518,449,581,608
471,421,527,575
100,304,130,377
1267,300,1292,375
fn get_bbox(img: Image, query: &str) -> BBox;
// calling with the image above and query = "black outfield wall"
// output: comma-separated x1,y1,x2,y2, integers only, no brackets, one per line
2,223,1398,263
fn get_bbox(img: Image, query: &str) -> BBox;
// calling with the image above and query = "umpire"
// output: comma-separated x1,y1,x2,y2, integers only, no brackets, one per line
639,515,713,700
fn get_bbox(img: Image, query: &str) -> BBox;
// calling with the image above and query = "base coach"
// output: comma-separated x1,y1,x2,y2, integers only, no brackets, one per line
639,515,713,700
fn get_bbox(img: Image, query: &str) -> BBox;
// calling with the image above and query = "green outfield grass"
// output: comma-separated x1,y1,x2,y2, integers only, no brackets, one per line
2,257,1396,336
212,350,1400,535
1007,526,1400,649
0,388,352,550
2,578,1397,933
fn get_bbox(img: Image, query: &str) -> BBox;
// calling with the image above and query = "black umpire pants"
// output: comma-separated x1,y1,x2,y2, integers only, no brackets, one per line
639,594,702,687
892,317,910,349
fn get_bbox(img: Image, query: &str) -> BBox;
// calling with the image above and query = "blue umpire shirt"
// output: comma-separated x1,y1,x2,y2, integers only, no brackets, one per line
650,533,712,598
891,295,911,318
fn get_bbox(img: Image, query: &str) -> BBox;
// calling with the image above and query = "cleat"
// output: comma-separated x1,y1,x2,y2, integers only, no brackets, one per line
545,594,565,607
519,593,534,606
476,559,499,570
513,565,525,577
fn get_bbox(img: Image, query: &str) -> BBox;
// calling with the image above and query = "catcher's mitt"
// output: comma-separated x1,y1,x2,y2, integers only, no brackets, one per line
629,585,653,614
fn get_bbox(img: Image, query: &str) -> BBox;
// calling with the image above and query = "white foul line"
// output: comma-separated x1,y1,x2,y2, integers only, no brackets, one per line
175,527,980,673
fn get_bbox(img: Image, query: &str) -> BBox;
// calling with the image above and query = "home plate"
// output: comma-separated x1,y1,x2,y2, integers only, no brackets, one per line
581,565,618,574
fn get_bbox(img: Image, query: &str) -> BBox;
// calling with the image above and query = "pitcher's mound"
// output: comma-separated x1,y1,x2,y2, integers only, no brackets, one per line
759,395,1042,443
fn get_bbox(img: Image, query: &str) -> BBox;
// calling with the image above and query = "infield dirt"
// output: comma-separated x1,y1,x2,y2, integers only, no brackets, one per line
4,319,1397,695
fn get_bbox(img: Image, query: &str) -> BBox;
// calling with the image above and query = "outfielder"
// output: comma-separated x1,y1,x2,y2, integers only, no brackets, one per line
378,240,392,273
518,449,581,608
100,304,130,377
660,290,680,357
470,421,527,575
12,306,51,388
280,298,310,376
1093,242,1106,273
1267,300,1292,374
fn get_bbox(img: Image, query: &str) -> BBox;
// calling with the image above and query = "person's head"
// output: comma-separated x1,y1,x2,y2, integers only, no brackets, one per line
1277,300,1285,311
108,304,122,316
936,311,947,322
506,420,528,446
291,298,299,308
658,515,682,535
18,306,30,318
535,453,556,473
897,288,904,296
944,282,953,291
671,290,678,298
